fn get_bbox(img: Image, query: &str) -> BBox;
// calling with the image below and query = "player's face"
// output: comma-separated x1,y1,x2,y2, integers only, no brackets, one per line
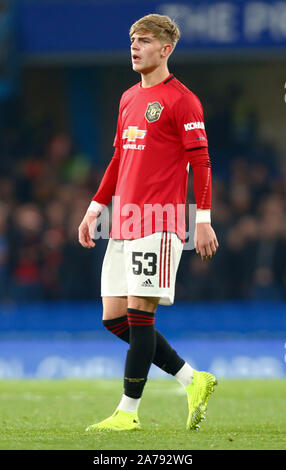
130,32,167,74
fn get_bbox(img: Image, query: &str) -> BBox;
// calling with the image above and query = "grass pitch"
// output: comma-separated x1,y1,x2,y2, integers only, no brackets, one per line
0,378,285,450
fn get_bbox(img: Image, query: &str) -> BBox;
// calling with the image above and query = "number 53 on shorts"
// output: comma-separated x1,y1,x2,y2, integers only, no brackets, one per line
101,232,183,306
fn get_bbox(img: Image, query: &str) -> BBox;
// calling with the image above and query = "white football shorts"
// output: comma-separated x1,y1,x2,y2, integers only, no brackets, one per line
101,232,184,306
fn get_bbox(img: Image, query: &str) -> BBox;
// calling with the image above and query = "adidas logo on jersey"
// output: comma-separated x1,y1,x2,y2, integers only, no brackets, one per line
141,279,154,287
184,121,205,131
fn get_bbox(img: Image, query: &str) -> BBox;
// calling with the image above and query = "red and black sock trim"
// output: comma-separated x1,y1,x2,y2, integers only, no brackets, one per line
127,308,155,326
102,315,129,337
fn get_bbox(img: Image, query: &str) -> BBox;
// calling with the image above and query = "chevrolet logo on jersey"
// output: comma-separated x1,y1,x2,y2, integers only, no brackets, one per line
122,126,147,142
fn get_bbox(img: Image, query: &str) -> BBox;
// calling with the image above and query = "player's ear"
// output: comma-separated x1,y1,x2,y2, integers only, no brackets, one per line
161,44,173,57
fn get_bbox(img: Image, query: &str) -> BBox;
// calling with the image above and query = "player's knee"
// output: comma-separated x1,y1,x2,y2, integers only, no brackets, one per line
102,296,127,320
102,310,125,321
127,296,159,313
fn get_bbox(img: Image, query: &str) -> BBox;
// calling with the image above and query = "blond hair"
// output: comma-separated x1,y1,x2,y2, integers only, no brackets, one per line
129,14,180,49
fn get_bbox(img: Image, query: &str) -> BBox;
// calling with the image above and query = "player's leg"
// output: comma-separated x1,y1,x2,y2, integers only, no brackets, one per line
102,294,199,387
96,294,159,429
116,292,218,432
116,295,159,418
86,295,158,432
102,293,188,378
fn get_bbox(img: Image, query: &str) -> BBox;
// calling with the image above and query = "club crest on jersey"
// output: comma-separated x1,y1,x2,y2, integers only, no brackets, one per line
145,102,164,123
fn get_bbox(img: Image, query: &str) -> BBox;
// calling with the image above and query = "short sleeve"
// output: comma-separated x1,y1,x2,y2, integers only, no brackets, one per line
173,93,208,150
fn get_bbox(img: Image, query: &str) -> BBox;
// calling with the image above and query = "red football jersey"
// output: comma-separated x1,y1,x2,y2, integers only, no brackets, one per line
107,74,209,241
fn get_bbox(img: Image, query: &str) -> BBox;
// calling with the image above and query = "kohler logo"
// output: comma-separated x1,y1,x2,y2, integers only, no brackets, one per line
184,122,205,131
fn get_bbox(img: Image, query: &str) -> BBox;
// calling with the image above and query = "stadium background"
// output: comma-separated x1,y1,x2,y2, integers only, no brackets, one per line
0,0,285,380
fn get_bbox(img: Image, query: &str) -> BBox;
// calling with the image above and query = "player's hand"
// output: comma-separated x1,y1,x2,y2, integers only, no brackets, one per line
194,223,219,261
78,211,98,249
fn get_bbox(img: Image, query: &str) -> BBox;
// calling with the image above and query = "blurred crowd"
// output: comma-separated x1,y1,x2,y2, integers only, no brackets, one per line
0,122,106,302
178,158,286,301
0,111,285,303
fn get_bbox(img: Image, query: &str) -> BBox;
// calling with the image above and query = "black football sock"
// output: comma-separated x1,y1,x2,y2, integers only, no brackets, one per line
103,313,185,377
102,316,130,342
123,308,156,399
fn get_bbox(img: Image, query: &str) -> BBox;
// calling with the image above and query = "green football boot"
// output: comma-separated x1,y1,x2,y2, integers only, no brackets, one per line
185,369,217,430
85,409,141,432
